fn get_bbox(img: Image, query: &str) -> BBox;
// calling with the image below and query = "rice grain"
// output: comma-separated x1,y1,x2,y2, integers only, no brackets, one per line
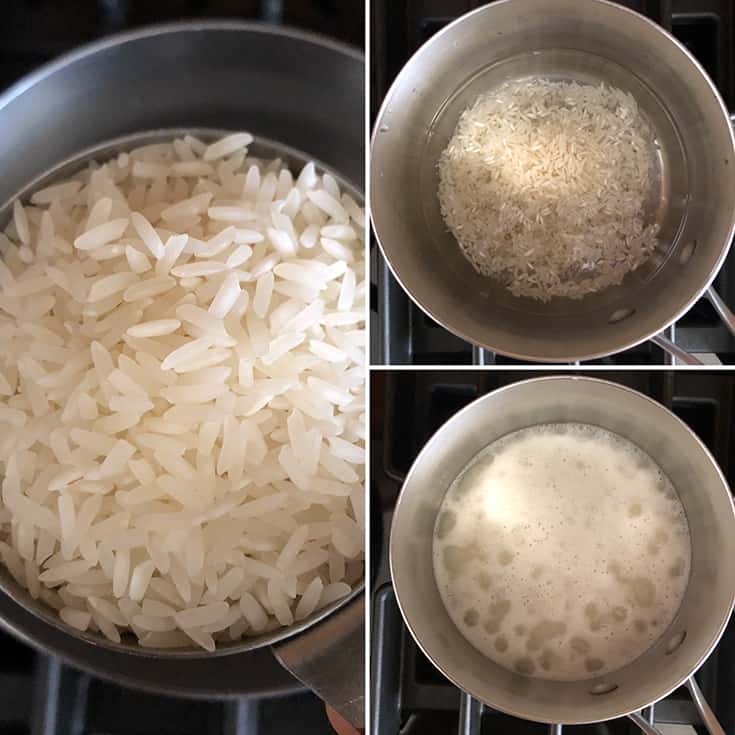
0,132,364,651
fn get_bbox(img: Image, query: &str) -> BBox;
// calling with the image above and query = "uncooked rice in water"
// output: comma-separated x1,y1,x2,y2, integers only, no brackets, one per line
438,79,660,301
0,131,365,651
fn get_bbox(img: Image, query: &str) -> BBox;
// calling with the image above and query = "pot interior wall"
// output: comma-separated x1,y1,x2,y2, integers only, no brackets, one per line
0,23,365,207
390,377,735,724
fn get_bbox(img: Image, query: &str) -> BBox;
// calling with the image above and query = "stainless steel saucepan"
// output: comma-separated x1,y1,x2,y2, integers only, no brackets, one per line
0,21,365,726
390,376,735,733
371,0,735,364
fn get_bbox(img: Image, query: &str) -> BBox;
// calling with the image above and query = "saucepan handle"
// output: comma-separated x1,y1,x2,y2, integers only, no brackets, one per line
705,287,735,340
627,712,666,735
272,595,365,729
650,334,704,365
548,676,726,735
686,676,726,735
626,676,726,735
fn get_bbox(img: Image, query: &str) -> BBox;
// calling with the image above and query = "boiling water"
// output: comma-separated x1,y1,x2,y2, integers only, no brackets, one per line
432,423,691,681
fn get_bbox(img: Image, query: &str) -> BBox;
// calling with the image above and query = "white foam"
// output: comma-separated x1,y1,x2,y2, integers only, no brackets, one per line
432,423,691,681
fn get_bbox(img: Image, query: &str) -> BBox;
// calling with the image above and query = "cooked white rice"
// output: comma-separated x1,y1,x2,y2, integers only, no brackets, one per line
0,132,365,651
438,79,660,301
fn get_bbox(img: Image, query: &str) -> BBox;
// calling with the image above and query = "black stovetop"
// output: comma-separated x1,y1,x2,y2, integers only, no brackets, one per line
371,370,735,734
0,2,363,733
370,0,735,365
0,637,329,735
0,0,364,92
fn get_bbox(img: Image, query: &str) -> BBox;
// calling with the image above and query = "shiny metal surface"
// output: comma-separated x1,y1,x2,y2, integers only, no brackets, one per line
459,693,483,734
705,287,735,340
274,597,365,728
0,21,365,205
371,0,735,362
390,376,735,724
686,676,727,735
628,712,665,735
650,334,704,365
0,21,365,695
